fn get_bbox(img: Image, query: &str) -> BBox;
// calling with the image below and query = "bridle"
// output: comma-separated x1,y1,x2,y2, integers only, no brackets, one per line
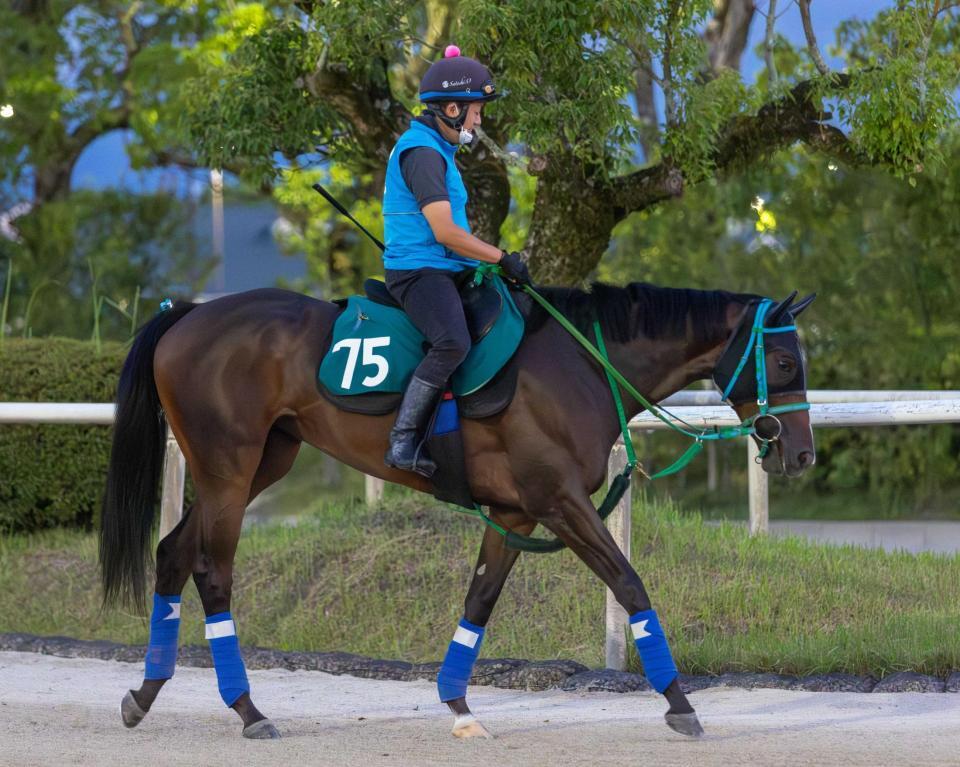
712,299,811,462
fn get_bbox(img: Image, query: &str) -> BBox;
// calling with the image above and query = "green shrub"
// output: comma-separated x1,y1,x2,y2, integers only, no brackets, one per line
0,339,125,532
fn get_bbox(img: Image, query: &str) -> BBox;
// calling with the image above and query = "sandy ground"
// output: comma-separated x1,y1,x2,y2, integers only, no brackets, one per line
0,650,957,767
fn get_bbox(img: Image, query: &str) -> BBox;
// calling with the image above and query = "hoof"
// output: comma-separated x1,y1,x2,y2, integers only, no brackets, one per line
452,714,493,740
665,711,704,738
120,691,147,729
243,718,281,740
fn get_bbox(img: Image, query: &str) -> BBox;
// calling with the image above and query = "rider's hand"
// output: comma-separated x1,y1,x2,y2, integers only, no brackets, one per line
499,250,533,287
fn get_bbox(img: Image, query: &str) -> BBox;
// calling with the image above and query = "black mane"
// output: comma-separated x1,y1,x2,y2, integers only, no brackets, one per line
529,282,745,344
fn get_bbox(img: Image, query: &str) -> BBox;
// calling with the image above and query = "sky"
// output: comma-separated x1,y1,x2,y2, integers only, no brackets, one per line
67,2,891,197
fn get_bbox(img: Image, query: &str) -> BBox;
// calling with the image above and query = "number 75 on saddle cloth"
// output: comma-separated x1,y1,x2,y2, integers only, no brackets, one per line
318,279,524,397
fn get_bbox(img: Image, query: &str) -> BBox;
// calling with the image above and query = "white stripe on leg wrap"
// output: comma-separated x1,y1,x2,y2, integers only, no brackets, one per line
452,626,480,648
205,619,237,639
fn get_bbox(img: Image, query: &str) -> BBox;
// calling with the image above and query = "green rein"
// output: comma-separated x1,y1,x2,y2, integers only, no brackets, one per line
457,265,809,553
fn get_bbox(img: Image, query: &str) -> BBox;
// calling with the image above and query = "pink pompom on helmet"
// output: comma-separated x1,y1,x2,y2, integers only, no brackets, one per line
444,44,461,58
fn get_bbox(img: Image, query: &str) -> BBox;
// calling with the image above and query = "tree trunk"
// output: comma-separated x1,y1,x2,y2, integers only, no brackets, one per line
33,157,78,204
525,156,616,286
705,0,756,74
460,144,510,245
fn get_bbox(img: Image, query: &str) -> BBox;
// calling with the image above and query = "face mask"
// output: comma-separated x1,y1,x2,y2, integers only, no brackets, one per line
458,127,474,145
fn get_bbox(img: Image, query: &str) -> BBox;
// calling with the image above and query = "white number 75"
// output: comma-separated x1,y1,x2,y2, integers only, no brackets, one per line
331,336,391,389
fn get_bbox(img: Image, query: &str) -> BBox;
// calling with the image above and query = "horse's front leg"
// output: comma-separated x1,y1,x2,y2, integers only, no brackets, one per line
533,484,704,737
440,506,535,739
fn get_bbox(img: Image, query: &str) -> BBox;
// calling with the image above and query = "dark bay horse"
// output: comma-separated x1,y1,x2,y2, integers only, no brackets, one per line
99,281,815,741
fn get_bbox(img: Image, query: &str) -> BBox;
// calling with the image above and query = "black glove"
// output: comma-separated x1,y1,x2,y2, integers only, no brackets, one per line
499,250,533,286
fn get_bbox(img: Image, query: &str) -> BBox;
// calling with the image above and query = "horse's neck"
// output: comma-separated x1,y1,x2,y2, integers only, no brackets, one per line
604,297,746,420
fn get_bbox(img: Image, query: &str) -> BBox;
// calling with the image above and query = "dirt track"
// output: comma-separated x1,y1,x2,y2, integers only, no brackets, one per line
1,650,958,766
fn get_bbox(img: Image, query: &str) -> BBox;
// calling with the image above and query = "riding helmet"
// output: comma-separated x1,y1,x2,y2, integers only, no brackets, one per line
419,45,499,103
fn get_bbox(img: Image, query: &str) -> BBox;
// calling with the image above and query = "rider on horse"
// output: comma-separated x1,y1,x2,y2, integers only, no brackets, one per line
381,45,531,478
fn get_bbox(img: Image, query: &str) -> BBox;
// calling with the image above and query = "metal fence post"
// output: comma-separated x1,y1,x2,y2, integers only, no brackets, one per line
159,426,185,539
605,440,632,670
365,475,385,505
747,440,769,535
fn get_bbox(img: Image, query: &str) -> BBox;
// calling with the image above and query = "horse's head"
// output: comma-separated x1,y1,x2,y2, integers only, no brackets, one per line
713,292,816,478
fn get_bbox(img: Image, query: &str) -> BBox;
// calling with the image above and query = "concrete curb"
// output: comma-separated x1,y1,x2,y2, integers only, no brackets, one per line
0,632,952,694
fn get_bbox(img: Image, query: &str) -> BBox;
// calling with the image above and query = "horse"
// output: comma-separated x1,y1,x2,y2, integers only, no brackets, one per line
98,280,816,741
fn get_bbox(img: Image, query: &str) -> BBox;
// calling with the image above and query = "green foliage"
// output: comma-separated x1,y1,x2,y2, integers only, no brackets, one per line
663,69,749,180
0,190,212,340
310,0,419,80
500,165,538,253
0,339,124,533
271,165,384,297
182,14,335,186
460,0,648,172
834,3,959,175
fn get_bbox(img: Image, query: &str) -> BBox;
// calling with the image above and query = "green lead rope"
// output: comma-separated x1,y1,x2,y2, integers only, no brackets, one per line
450,267,807,553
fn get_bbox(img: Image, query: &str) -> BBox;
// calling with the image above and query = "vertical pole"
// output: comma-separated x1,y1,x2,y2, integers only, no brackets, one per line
605,441,632,671
702,380,717,491
706,441,718,492
365,475,385,505
210,168,225,293
747,440,769,535
159,426,186,540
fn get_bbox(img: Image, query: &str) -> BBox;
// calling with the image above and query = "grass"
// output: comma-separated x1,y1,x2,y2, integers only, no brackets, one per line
0,492,958,678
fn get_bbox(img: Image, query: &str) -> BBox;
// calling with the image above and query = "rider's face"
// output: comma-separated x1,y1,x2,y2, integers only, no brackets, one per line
462,102,483,131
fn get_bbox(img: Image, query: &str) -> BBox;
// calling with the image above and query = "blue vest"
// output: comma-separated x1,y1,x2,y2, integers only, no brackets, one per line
382,121,474,272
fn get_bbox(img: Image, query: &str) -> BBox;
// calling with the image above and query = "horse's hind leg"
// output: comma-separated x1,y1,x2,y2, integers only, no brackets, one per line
534,484,703,737
121,505,200,727
440,506,535,739
188,429,300,740
121,427,300,731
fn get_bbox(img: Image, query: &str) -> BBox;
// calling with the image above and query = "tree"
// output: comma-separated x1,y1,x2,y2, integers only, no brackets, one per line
0,1,228,338
176,0,959,284
0,1,222,207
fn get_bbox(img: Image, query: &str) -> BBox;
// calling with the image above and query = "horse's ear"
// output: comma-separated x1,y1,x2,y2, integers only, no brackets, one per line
790,293,817,317
767,290,798,324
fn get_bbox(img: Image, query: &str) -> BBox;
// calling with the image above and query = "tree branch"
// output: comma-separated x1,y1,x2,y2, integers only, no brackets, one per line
764,0,778,84
301,60,409,168
395,0,455,96
799,0,831,75
610,75,857,219
661,0,680,126
704,0,756,75
473,126,528,170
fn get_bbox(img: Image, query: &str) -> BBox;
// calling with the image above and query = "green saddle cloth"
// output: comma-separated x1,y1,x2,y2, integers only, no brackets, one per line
319,275,524,396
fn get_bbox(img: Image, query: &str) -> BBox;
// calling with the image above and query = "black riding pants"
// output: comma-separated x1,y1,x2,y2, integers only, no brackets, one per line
384,268,471,389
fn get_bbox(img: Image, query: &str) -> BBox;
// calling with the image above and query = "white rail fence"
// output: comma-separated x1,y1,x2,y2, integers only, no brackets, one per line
3,391,960,672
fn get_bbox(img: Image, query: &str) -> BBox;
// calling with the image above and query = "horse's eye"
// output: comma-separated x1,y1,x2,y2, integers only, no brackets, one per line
777,358,793,372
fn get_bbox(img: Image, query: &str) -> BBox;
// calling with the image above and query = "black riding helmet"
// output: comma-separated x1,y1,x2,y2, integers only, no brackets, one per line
419,45,498,138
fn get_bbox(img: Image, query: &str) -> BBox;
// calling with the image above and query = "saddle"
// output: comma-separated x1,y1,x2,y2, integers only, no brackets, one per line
316,270,526,509
318,271,523,400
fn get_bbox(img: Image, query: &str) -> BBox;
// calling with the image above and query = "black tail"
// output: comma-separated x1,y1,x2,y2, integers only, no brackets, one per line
99,301,197,614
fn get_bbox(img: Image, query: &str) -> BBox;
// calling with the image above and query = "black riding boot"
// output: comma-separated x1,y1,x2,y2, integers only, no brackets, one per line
385,376,442,477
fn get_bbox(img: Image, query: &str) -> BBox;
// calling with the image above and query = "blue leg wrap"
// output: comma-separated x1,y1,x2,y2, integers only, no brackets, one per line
205,612,250,707
437,617,485,702
630,608,678,694
144,593,181,680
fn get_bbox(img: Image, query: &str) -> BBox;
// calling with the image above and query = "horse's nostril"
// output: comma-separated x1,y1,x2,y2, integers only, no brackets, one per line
797,451,815,468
